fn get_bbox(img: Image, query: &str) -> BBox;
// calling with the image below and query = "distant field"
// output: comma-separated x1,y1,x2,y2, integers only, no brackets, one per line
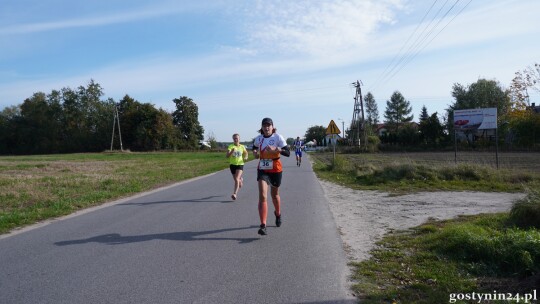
311,151,540,193
0,152,231,234
338,151,540,172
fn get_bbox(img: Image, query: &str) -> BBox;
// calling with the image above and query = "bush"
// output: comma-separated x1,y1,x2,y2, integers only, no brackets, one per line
430,223,540,276
509,190,540,229
366,136,380,153
331,154,349,172
439,164,487,181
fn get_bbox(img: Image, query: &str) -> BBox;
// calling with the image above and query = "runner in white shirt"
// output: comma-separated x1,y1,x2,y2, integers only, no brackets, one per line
252,117,290,236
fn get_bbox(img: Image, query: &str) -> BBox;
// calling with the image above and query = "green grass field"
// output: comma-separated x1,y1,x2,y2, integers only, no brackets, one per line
0,152,232,234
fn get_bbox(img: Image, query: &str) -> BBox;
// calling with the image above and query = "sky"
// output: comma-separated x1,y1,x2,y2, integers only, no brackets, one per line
1,0,539,142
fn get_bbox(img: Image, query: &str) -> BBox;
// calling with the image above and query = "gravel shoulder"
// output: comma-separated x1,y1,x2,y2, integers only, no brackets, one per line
318,180,526,262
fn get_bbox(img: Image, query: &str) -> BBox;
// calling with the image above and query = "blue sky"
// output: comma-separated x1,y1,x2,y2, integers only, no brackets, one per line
1,0,539,142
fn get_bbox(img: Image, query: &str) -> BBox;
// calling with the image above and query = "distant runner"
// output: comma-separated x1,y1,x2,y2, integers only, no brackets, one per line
252,118,290,235
293,136,304,167
226,133,248,201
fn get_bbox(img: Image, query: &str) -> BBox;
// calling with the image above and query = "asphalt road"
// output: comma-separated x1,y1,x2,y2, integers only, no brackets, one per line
0,154,356,304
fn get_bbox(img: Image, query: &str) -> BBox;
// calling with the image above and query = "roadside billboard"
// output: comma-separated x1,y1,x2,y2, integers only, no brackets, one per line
453,108,497,131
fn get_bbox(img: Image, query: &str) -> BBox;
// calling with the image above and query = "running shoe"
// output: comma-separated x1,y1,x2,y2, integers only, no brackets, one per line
231,194,237,200
274,211,282,227
258,224,267,235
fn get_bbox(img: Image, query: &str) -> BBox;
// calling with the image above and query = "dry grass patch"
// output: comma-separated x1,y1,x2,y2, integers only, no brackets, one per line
0,152,231,234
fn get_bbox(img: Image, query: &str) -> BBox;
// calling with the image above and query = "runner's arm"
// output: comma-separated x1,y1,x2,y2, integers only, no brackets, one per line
279,145,290,157
243,146,249,160
252,144,259,159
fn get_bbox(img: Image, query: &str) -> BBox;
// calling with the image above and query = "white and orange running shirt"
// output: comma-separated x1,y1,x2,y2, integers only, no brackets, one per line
253,133,287,173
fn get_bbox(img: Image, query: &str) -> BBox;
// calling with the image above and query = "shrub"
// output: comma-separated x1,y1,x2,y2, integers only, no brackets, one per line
430,223,540,276
439,164,488,181
509,190,540,229
366,136,380,153
331,154,349,172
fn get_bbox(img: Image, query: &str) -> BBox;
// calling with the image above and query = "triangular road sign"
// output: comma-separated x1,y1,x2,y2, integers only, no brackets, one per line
326,120,341,135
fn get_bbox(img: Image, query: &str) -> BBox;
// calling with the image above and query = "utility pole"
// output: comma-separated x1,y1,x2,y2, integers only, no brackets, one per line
350,80,365,147
338,118,345,141
110,103,124,152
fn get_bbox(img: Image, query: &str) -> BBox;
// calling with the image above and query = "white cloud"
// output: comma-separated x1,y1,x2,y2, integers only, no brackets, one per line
243,0,404,57
0,2,216,35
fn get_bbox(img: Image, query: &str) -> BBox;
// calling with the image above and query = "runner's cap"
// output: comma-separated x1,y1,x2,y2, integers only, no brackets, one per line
261,117,273,125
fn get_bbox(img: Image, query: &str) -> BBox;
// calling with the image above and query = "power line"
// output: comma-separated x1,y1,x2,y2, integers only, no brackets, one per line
385,0,472,83
371,0,441,89
369,0,472,92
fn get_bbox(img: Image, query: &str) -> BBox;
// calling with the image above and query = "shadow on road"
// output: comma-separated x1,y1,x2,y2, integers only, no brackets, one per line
54,226,260,246
118,195,232,206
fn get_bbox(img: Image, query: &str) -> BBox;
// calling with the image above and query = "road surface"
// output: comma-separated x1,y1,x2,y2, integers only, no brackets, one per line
0,154,355,304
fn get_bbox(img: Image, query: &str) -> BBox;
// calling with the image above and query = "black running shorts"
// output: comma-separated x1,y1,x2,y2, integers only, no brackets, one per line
229,164,244,174
257,170,282,188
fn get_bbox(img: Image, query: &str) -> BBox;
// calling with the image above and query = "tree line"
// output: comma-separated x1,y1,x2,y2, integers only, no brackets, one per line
303,63,540,150
0,80,204,155
2,63,539,155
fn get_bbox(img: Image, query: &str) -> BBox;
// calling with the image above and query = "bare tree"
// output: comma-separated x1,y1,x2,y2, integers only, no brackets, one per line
510,63,540,107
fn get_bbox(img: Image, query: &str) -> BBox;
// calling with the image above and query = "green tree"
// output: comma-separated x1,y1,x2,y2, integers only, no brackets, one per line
384,91,413,133
172,96,204,149
304,125,326,146
119,95,176,151
60,80,113,153
364,92,379,134
419,105,429,122
0,106,21,154
17,92,65,154
397,124,420,146
76,80,112,151
419,112,446,147
445,79,511,147
446,78,511,129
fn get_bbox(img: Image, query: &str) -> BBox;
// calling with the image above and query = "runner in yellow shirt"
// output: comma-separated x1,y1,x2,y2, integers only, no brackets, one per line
226,133,248,200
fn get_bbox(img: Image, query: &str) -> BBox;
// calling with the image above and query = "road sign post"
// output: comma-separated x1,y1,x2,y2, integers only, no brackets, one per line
326,120,341,165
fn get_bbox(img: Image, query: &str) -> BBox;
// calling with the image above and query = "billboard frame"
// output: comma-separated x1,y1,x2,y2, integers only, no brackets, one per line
453,108,499,169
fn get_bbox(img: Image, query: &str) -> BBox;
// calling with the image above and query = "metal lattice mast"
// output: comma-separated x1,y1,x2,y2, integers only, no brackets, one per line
350,80,365,147
110,104,124,151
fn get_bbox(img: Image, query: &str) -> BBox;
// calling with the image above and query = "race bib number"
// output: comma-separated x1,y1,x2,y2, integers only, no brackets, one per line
259,159,273,170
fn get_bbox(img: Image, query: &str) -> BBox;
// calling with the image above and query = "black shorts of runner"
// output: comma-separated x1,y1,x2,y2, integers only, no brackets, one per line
257,170,282,188
229,164,244,175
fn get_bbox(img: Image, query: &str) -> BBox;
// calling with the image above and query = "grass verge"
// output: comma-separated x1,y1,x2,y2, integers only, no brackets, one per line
311,153,540,193
310,152,540,303
351,199,540,303
0,152,233,234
